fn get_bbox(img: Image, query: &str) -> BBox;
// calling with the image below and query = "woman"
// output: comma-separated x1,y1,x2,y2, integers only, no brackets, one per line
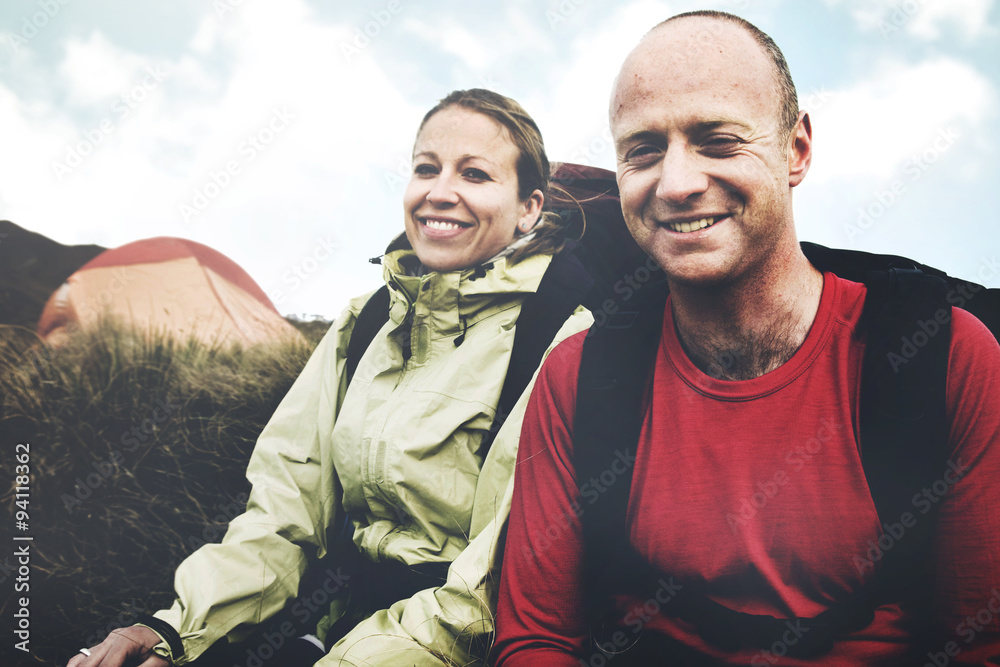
67,89,592,666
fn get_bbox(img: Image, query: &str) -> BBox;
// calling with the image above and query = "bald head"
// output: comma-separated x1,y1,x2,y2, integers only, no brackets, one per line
612,12,799,139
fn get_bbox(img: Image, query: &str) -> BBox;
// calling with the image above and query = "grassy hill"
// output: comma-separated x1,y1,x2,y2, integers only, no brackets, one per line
0,321,328,665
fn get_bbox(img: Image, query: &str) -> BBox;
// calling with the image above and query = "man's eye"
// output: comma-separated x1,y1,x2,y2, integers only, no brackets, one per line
463,168,490,181
625,145,661,166
414,163,438,176
703,136,741,154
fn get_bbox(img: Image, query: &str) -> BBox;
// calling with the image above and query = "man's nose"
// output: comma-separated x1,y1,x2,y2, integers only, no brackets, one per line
654,145,709,205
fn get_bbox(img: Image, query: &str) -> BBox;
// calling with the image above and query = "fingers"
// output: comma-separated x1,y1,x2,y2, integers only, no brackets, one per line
66,625,168,667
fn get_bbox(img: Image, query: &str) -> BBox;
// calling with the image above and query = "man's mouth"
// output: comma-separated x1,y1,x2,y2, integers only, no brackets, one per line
664,216,722,234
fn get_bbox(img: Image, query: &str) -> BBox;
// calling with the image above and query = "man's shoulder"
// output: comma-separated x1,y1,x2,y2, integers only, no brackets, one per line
532,329,589,414
540,329,588,381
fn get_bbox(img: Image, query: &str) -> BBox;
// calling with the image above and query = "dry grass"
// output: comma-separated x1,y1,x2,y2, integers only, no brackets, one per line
0,320,325,665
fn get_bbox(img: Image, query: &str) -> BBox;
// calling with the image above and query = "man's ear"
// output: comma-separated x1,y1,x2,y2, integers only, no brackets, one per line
518,189,544,232
788,111,812,188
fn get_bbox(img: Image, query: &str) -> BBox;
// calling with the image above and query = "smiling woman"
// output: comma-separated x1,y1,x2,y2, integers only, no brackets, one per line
66,89,592,667
405,106,543,272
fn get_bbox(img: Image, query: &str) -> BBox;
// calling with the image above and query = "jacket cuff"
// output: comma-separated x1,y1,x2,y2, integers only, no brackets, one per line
136,614,185,662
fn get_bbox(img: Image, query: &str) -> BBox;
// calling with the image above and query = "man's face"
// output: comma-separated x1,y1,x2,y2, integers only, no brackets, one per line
611,18,809,288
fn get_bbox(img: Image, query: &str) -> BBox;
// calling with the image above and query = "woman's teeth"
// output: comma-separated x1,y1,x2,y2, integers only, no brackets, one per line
669,217,718,233
424,219,464,230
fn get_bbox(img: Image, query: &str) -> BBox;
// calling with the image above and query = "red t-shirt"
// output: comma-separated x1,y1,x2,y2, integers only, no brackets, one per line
494,273,1000,666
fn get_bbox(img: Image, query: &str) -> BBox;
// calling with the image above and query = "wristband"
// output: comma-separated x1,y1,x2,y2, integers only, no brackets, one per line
136,614,185,661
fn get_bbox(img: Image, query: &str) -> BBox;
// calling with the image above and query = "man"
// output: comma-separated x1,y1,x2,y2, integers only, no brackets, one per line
493,11,1000,666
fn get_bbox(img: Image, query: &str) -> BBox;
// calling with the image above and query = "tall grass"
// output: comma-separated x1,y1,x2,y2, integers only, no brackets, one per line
0,320,325,665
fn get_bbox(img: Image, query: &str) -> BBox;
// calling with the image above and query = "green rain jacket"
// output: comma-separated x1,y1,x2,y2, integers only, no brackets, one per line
149,245,593,665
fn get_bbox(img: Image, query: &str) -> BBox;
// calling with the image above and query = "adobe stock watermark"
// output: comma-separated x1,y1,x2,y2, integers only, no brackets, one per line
799,86,835,115
749,620,811,667
61,396,180,513
184,493,249,552
922,589,1000,666
236,566,350,666
589,255,661,329
51,63,171,182
844,127,959,242
878,0,927,38
727,419,842,534
853,458,968,574
6,0,72,55
72,266,132,320
887,255,999,373
340,0,404,62
268,233,341,306
522,448,635,560
546,0,587,30
179,106,295,224
565,125,615,169
213,0,245,20
584,576,683,667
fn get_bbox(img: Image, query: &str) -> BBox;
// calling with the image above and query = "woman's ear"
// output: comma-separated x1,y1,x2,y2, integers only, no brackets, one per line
517,190,544,233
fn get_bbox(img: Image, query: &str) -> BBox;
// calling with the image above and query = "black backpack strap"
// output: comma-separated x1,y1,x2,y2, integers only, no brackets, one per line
574,277,669,624
344,285,391,387
856,267,951,617
483,245,594,452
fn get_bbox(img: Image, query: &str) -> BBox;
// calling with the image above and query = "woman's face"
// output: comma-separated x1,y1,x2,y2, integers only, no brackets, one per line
403,106,543,272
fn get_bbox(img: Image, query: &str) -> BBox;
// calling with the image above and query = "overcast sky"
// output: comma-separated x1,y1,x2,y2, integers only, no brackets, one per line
1,0,997,318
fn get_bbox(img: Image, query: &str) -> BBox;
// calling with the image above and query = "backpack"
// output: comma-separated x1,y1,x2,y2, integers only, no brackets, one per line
567,171,1000,661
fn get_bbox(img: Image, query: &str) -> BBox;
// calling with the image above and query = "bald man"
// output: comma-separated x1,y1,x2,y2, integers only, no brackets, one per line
493,11,1000,666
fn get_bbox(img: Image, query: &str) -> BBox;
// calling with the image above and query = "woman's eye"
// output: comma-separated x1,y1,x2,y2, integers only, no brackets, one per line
414,163,438,176
463,168,490,181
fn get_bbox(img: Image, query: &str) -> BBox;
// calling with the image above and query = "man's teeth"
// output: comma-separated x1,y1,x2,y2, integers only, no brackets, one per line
669,217,718,233
424,219,463,231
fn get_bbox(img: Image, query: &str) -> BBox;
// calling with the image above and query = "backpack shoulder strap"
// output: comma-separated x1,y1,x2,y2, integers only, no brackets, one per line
856,266,951,609
573,275,669,621
484,245,595,452
344,285,391,388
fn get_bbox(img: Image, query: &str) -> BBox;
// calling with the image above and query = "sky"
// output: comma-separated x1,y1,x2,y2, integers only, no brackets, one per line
0,0,997,319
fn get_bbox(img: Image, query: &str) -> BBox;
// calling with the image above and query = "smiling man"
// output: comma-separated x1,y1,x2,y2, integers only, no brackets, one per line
493,10,1000,666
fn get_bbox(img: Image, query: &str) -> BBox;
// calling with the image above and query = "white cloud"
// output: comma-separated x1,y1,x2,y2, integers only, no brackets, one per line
534,0,676,171
826,0,997,41
0,0,425,317
58,31,153,106
807,57,995,184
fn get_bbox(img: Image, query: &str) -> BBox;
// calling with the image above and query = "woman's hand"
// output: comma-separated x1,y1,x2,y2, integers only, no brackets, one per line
66,625,170,667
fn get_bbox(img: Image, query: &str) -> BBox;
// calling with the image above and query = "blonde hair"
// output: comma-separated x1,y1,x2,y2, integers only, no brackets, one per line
419,89,572,264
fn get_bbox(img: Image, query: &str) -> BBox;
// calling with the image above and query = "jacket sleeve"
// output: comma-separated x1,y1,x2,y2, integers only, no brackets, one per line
320,307,593,667
147,294,370,665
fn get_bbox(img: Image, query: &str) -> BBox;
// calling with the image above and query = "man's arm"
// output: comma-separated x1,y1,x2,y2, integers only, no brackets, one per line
492,331,593,666
932,307,1000,666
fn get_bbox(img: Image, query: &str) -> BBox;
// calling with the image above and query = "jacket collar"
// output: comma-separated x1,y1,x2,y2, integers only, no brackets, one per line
379,238,552,335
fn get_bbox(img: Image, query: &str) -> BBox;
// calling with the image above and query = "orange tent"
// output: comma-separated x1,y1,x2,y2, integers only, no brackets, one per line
37,237,305,347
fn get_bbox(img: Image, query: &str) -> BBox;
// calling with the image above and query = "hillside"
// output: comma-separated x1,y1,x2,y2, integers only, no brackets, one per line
0,220,105,330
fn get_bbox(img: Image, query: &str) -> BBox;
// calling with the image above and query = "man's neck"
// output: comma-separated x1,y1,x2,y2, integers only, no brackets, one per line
669,247,824,381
